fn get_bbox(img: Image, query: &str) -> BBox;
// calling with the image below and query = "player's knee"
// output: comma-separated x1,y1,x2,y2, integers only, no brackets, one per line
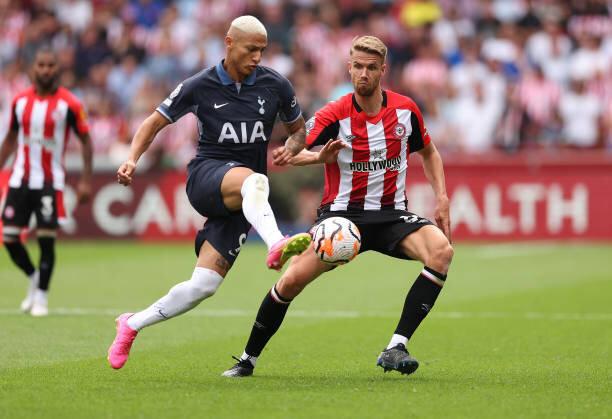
190,267,223,300
426,242,454,272
241,173,269,199
277,272,307,299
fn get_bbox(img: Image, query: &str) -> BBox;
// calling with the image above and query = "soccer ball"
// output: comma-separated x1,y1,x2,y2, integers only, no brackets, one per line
312,217,361,265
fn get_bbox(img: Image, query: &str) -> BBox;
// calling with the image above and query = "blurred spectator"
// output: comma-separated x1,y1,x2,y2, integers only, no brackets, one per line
107,53,147,109
559,77,603,148
54,0,93,33
515,65,561,145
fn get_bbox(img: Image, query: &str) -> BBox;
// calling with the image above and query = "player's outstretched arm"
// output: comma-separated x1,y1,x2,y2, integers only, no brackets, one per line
117,111,169,186
0,129,18,169
273,139,348,166
417,142,451,242
75,132,93,204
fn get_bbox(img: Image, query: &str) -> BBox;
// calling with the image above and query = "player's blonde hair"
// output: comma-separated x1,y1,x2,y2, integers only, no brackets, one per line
350,36,387,62
229,15,267,37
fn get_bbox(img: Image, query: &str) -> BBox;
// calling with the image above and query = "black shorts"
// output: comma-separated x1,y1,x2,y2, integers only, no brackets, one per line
186,158,252,265
1,184,59,231
314,210,434,260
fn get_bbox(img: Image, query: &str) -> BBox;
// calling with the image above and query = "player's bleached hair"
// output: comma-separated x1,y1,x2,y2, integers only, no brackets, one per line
350,35,387,62
229,15,267,37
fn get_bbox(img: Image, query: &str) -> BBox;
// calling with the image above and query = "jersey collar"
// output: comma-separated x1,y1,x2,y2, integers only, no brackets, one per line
352,90,387,113
216,60,257,86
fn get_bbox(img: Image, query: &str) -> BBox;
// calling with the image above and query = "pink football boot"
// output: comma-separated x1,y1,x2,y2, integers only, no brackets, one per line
266,233,312,271
107,313,138,369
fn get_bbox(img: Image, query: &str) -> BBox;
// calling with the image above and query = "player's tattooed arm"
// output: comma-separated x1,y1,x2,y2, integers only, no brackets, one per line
284,116,306,155
274,116,306,166
215,257,231,275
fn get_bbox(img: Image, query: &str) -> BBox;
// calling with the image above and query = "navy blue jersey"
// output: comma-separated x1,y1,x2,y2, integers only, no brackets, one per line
156,61,302,174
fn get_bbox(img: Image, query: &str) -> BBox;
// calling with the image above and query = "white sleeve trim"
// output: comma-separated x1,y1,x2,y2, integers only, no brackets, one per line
280,111,302,124
155,107,174,123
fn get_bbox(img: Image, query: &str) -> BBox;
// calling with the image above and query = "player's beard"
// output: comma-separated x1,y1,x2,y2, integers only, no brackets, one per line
35,74,58,92
355,82,377,97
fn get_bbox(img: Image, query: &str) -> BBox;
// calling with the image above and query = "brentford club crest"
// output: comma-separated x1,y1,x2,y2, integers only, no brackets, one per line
394,123,407,139
4,205,14,219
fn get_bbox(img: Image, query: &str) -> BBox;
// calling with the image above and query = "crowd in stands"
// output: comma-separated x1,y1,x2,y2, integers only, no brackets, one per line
1,0,611,171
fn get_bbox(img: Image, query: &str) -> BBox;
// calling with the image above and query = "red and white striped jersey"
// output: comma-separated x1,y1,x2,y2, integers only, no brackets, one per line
8,86,89,191
305,90,431,212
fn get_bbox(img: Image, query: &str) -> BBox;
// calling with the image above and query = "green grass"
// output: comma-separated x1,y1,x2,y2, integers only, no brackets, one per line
1,242,611,418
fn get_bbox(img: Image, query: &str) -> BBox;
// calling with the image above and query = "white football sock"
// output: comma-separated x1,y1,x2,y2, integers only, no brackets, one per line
240,351,258,367
127,267,223,331
386,333,408,350
33,288,48,305
240,173,284,249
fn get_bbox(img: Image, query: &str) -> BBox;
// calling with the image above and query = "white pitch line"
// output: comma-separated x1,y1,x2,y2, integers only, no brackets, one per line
474,246,557,259
0,308,611,321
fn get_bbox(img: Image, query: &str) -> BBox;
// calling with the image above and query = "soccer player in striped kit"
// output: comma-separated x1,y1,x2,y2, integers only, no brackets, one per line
224,36,453,377
0,47,93,316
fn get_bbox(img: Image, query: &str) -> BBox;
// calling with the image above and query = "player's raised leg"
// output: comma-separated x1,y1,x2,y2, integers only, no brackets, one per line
222,245,331,377
377,225,453,375
221,166,311,270
107,241,226,369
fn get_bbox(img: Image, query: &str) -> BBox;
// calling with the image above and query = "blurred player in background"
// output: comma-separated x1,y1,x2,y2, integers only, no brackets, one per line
223,36,453,377
107,15,311,369
0,47,93,317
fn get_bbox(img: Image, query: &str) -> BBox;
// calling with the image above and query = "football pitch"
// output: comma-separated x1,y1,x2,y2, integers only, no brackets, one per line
1,241,610,418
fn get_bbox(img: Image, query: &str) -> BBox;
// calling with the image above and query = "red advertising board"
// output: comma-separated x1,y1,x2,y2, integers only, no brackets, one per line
1,152,611,241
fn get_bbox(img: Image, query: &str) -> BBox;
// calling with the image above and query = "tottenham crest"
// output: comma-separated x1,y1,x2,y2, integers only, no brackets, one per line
393,123,407,139
257,96,266,115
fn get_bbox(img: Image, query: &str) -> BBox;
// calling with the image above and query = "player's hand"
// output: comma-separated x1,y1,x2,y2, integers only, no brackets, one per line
317,139,348,164
434,195,451,243
273,146,292,166
76,179,92,204
117,160,136,186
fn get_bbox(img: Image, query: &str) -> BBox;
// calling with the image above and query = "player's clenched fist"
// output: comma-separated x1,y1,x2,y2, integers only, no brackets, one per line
117,160,137,185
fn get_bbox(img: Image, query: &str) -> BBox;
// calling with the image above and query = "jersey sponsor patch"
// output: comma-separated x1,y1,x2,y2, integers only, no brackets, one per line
217,121,267,143
163,83,183,107
349,156,401,172
169,83,183,99
305,116,315,135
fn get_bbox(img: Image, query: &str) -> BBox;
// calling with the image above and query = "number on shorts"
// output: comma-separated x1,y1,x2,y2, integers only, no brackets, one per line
41,196,54,219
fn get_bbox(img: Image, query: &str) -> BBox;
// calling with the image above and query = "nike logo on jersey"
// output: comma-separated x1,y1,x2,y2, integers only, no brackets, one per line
214,103,229,109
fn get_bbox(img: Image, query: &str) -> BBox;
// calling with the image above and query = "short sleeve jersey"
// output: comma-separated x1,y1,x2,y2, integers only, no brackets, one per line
304,90,431,215
8,86,89,191
156,61,302,174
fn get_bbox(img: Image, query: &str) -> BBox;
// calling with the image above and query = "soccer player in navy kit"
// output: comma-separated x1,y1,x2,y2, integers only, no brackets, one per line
107,16,311,369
